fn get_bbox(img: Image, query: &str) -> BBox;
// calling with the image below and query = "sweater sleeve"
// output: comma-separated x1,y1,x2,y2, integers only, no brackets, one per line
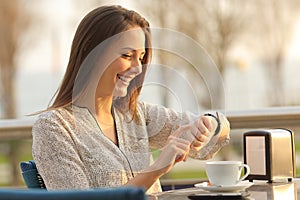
32,111,91,190
139,102,230,160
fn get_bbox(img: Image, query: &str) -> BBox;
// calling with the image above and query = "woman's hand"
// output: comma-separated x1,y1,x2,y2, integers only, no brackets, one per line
126,135,191,190
146,115,213,177
146,134,191,177
127,113,230,191
141,113,229,181
174,115,214,151
176,113,231,151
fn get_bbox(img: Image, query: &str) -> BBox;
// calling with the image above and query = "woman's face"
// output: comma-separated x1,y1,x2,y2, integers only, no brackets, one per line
96,28,146,98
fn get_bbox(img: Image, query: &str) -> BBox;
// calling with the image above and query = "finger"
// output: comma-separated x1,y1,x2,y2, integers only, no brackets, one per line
171,138,191,162
175,151,189,162
189,123,206,143
199,134,208,142
168,137,191,161
180,142,191,162
189,124,202,140
191,143,202,151
201,115,213,131
192,138,203,147
186,128,199,142
195,117,210,136
191,134,208,148
171,125,189,138
168,135,191,146
180,123,202,143
191,140,205,150
175,146,190,162
171,127,196,144
178,150,189,162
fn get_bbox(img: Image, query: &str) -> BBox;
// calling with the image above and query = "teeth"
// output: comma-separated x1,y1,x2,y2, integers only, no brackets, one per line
117,74,130,83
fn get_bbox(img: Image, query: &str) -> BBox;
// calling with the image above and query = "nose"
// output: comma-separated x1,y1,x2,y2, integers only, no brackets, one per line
130,58,143,75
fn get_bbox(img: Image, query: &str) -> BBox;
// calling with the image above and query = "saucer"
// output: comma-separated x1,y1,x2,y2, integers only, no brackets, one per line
194,181,254,192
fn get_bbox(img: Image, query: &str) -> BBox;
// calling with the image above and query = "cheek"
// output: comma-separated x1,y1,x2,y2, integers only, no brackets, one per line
110,59,130,73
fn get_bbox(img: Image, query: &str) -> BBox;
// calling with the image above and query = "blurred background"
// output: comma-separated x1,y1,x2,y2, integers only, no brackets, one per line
0,0,300,187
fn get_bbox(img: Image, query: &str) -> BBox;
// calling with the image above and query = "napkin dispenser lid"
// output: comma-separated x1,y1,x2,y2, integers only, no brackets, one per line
243,129,296,182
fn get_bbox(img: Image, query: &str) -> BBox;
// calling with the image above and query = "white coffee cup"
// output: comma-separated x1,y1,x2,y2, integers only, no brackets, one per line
205,161,250,186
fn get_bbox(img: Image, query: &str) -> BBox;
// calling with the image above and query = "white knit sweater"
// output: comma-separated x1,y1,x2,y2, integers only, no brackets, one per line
32,101,229,194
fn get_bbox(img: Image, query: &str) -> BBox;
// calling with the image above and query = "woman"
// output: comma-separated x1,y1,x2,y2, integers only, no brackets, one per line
32,5,230,194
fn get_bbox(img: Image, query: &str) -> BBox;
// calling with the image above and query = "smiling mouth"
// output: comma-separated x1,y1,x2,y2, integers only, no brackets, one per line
117,74,132,84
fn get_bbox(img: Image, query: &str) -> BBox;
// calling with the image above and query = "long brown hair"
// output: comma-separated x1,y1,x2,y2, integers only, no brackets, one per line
48,5,152,119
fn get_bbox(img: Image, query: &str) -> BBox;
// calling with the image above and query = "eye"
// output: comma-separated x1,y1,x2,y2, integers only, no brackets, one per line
121,53,132,60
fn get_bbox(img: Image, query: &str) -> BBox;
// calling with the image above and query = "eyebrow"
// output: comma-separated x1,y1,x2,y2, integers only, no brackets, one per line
121,47,146,54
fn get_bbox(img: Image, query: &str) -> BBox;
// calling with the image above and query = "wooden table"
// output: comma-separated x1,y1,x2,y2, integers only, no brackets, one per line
148,181,298,200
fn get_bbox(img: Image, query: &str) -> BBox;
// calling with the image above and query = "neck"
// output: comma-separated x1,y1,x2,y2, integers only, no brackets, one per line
93,96,115,127
95,96,113,116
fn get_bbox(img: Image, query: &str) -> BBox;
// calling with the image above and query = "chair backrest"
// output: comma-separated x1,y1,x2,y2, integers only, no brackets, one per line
20,160,46,189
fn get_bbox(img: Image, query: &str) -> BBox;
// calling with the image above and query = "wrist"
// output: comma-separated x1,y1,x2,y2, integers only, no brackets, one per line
203,112,221,136
144,162,166,179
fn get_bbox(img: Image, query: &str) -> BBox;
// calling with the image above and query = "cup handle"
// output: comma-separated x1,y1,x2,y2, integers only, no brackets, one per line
238,164,250,183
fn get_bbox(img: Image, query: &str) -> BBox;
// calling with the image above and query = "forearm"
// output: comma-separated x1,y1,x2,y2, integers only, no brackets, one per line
124,165,163,191
125,137,189,192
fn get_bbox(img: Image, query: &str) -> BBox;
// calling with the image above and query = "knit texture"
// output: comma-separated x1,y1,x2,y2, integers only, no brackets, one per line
32,101,228,194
